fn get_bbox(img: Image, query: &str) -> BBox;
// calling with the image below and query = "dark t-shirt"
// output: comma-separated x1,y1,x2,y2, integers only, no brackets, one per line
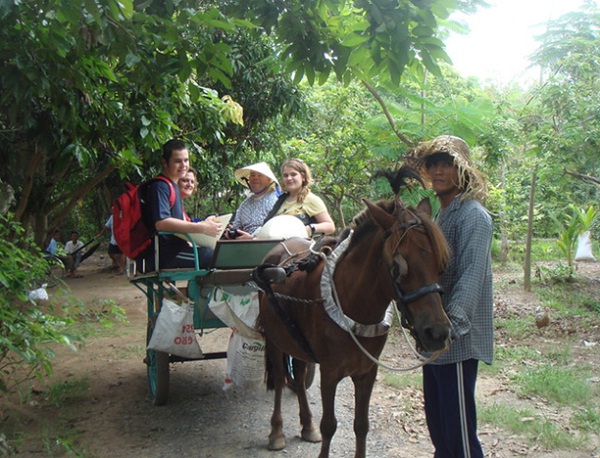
138,174,213,271
144,175,189,265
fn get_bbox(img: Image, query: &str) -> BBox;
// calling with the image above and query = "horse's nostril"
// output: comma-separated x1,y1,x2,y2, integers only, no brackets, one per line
423,324,451,344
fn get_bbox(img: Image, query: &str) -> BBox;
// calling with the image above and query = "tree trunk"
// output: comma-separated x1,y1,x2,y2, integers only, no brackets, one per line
524,166,538,292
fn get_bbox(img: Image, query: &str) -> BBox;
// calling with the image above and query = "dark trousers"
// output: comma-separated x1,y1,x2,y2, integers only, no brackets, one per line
423,359,484,458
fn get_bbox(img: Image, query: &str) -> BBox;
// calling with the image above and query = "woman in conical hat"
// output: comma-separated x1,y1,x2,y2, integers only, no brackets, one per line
227,162,280,239
407,134,493,458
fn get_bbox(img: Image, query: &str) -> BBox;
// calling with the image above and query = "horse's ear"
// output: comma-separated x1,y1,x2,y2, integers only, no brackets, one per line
363,199,396,230
416,197,432,217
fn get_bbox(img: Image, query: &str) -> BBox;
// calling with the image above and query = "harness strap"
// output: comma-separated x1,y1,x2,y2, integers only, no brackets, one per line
393,282,444,330
251,265,318,363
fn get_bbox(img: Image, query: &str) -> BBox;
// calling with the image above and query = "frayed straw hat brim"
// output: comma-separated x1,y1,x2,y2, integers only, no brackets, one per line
406,135,487,202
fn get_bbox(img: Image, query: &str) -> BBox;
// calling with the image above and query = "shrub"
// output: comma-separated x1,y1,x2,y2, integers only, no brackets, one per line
0,214,78,396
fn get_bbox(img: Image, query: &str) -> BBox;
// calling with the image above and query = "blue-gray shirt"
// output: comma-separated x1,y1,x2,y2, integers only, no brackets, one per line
428,196,494,365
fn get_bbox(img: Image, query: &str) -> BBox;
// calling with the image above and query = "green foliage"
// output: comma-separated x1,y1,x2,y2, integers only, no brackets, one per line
0,214,78,395
536,263,575,283
0,214,126,400
553,205,597,266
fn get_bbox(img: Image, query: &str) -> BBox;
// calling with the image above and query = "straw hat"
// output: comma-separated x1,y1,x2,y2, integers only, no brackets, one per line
234,162,279,188
407,134,487,202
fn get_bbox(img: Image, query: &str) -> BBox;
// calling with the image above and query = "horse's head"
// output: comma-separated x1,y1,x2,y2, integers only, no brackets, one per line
363,197,452,353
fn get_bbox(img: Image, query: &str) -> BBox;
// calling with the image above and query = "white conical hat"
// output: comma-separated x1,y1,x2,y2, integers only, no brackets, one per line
234,162,279,187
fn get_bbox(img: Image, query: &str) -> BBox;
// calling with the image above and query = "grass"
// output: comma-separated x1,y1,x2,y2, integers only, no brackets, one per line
515,364,595,406
46,378,90,407
479,403,584,449
381,371,422,390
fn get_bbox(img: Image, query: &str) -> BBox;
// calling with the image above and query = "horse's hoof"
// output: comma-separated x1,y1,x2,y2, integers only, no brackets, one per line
301,427,322,443
268,435,286,451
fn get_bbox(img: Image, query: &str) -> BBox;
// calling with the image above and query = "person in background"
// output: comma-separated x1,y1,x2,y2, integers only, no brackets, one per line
265,158,335,237
226,162,279,240
408,134,493,458
64,230,85,278
45,229,61,255
140,139,222,271
97,215,125,275
178,166,197,221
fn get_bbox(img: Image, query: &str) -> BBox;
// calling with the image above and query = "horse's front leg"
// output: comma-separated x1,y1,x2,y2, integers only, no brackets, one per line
318,370,340,458
266,344,286,450
292,359,321,443
351,367,378,458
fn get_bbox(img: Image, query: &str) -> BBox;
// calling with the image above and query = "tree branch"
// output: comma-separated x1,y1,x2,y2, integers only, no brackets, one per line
48,164,117,229
563,169,600,186
361,80,415,148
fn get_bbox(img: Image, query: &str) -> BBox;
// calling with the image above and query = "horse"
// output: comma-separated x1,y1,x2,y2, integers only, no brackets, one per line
253,167,452,458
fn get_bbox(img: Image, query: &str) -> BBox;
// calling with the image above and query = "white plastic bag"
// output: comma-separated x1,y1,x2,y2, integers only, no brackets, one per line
208,287,265,389
223,331,265,390
28,285,49,301
575,231,596,261
147,299,203,359
208,288,262,339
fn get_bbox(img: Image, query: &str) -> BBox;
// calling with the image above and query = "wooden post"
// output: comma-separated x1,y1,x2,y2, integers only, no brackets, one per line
524,166,538,292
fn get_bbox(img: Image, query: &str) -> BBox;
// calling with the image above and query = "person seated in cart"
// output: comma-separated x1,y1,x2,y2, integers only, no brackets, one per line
178,166,197,222
224,162,280,240
139,139,222,271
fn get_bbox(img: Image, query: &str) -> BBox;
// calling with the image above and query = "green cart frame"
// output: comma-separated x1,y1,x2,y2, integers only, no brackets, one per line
131,235,282,406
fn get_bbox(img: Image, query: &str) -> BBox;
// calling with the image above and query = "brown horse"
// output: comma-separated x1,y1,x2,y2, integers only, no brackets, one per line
254,179,452,458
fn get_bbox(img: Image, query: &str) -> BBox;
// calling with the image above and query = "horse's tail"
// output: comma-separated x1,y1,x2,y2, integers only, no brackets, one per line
264,341,289,391
265,349,276,391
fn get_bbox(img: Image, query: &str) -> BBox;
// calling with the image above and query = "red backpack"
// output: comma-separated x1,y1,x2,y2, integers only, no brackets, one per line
112,176,176,259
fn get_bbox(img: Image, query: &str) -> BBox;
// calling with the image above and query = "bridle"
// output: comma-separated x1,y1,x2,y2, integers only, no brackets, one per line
385,213,444,342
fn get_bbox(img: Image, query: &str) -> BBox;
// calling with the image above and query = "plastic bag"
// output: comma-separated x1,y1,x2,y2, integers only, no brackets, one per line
208,288,262,339
223,331,265,390
575,231,596,261
147,299,203,359
208,287,265,389
28,285,49,301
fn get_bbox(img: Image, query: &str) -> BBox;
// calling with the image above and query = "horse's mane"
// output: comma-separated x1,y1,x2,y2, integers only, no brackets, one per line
348,166,449,272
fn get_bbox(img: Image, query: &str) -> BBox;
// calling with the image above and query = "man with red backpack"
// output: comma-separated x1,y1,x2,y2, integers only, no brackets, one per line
137,139,222,272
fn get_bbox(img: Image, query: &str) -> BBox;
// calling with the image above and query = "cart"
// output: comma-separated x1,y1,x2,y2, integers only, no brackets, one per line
131,235,313,405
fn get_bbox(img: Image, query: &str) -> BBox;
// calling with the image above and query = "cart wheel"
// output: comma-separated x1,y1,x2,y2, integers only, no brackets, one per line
285,354,316,391
146,318,170,406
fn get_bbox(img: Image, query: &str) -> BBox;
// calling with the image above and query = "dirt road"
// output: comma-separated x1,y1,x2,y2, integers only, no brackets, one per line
4,253,600,457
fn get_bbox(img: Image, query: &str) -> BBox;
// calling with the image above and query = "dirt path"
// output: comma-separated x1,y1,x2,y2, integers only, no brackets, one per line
3,253,600,457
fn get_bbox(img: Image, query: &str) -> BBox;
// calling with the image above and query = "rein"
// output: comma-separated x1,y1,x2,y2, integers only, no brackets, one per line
319,231,446,372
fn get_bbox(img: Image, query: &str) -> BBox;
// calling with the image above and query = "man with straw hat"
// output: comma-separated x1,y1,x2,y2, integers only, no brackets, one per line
227,162,280,239
408,134,493,458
